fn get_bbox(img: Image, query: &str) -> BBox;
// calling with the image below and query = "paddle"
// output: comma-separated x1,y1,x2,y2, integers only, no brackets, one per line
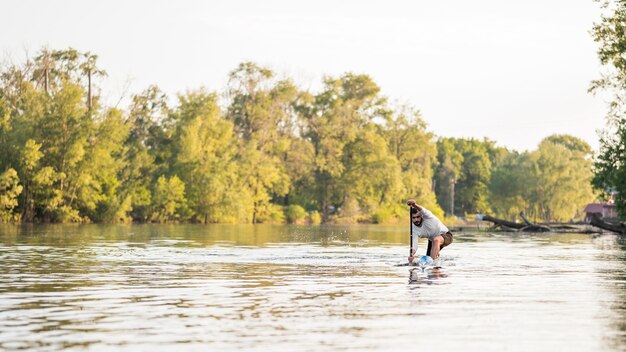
409,206,413,261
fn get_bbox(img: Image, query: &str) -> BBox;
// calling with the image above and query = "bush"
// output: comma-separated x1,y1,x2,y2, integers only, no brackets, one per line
372,207,395,224
308,211,322,225
55,205,85,223
285,205,307,224
256,203,285,223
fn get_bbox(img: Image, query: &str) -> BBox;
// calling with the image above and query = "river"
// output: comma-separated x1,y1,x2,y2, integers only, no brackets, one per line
0,224,625,351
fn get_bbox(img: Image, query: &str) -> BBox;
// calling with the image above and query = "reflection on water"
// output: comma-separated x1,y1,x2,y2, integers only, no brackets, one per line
409,267,448,284
0,224,625,351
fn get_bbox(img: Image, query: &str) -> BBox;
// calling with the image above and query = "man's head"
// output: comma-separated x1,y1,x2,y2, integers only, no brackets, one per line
411,207,423,226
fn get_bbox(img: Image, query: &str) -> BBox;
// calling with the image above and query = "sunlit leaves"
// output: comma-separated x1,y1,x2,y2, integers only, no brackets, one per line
152,175,187,223
0,168,22,222
591,0,626,217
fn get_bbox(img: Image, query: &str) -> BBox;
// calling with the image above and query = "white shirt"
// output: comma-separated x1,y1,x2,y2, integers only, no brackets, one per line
411,207,449,252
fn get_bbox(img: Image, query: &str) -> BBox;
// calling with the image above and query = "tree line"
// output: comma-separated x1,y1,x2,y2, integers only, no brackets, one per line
0,48,596,224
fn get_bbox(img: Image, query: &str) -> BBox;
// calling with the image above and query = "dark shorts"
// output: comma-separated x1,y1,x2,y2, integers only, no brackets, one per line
426,232,453,256
441,232,453,249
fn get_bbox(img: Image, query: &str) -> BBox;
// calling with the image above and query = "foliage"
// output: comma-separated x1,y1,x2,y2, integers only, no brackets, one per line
434,138,463,216
488,151,532,220
0,47,599,223
590,0,626,217
529,137,595,221
172,89,238,223
285,204,307,224
435,138,491,215
372,204,405,224
308,211,322,225
226,63,294,223
0,168,23,222
434,135,594,222
120,85,168,221
385,105,442,219
254,203,285,224
151,175,187,223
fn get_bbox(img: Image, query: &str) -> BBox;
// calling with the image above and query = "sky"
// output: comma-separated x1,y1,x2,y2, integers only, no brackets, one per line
1,0,610,152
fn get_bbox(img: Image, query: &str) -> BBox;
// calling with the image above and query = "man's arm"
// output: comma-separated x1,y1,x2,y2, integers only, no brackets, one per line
407,199,435,219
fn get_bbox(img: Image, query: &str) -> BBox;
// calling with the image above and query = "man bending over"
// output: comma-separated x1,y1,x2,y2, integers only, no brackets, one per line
407,199,453,263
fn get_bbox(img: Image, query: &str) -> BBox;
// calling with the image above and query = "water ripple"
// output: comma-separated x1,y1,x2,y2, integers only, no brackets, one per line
0,225,625,351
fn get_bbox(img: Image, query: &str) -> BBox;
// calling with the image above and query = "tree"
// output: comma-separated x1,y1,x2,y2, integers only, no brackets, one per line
456,140,492,214
226,63,296,223
87,108,131,223
32,48,106,109
39,81,92,221
79,52,107,111
384,105,443,219
594,126,626,216
300,73,386,220
488,150,533,220
434,138,463,216
0,168,23,222
30,166,65,222
435,138,491,215
171,89,240,223
151,175,187,223
0,97,12,171
18,139,44,222
0,72,48,172
2,48,119,223
341,125,403,220
529,136,595,221
121,85,170,221
591,0,626,217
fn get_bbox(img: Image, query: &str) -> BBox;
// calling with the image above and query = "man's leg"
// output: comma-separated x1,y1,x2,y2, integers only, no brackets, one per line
430,235,444,259
441,232,453,249
426,239,433,257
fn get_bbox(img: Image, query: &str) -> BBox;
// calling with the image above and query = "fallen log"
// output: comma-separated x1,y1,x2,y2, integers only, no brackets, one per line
478,213,552,232
519,212,552,232
477,213,525,230
589,213,626,235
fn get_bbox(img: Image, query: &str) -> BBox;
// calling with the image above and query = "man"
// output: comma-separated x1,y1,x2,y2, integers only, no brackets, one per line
406,199,453,264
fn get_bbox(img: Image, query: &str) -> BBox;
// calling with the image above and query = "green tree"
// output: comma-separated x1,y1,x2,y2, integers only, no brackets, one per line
340,125,403,221
1,48,119,223
33,48,106,104
383,105,442,219
0,168,23,222
590,0,626,217
151,175,187,223
285,204,307,224
300,73,386,220
87,108,131,223
456,140,492,214
0,97,12,171
435,138,491,215
39,81,92,221
18,139,44,222
226,63,295,223
529,136,595,221
488,150,533,220
31,166,65,222
434,138,464,216
172,89,240,223
121,85,170,221
0,72,48,172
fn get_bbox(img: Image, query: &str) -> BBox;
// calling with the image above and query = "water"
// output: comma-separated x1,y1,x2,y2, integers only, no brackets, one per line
1,224,625,351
